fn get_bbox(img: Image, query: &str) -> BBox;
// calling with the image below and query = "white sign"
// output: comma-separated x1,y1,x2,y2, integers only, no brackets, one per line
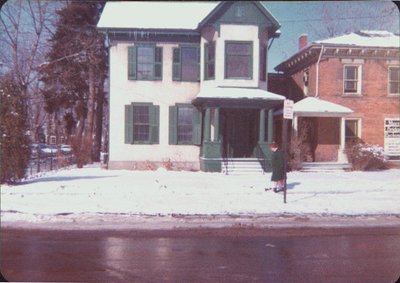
384,118,400,156
283,99,294,119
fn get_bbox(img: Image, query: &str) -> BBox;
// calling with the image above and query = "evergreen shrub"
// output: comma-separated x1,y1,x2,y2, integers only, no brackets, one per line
346,141,387,171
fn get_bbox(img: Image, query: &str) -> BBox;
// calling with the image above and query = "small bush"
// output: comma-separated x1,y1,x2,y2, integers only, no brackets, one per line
346,142,387,171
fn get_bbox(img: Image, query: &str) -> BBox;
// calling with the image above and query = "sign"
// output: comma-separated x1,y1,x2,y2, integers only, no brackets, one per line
283,99,294,120
384,118,400,156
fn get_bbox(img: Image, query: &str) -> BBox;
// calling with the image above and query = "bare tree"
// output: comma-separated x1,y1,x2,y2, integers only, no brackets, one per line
0,0,62,142
308,1,399,39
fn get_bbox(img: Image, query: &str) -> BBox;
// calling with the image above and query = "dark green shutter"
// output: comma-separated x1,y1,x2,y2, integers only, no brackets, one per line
169,106,177,145
192,107,202,145
154,47,163,80
128,46,137,80
125,104,134,144
149,105,159,144
172,48,181,81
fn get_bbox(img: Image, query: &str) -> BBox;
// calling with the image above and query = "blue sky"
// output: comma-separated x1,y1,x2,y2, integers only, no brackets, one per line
263,1,400,72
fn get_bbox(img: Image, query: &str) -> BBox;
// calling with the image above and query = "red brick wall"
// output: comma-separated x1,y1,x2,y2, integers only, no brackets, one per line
293,57,400,147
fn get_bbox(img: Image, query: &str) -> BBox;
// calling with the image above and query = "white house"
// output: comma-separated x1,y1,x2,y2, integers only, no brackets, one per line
97,1,285,172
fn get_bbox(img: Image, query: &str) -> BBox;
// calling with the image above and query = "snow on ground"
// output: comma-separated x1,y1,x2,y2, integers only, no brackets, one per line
1,164,400,223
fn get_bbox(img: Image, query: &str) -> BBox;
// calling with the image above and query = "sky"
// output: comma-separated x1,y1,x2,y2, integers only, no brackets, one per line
263,1,400,72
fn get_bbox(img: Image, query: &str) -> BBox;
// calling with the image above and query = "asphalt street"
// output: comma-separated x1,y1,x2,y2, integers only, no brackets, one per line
1,226,400,283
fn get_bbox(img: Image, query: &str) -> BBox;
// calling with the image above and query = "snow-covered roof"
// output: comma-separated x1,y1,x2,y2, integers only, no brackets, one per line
314,30,400,48
196,87,285,101
97,1,219,30
294,97,353,117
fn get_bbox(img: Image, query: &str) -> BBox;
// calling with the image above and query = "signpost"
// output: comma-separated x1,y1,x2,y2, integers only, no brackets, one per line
282,99,294,204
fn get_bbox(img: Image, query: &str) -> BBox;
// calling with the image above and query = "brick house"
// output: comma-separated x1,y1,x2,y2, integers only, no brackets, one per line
275,31,400,163
97,1,285,172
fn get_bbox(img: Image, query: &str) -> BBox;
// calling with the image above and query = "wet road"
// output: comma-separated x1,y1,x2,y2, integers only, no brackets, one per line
1,227,400,282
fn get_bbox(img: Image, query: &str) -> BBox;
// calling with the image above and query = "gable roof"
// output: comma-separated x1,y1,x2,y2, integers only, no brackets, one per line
97,1,280,35
315,30,400,48
97,1,219,30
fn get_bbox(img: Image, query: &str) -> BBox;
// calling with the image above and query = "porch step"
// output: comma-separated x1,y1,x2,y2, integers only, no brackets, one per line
222,159,264,175
301,162,352,172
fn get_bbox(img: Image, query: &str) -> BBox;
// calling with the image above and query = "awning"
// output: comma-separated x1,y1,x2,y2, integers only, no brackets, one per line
294,97,353,117
192,87,285,108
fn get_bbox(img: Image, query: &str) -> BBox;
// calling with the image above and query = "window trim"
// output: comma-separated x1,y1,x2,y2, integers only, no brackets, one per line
388,66,400,96
224,40,253,80
343,64,362,95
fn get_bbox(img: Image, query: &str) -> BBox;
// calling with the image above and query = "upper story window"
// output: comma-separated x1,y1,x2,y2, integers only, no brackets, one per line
388,66,400,95
259,45,267,82
204,42,215,80
343,65,362,95
225,41,253,79
173,46,200,82
128,45,163,81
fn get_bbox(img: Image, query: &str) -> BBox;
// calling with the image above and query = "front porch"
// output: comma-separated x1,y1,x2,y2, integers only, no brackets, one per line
192,87,285,172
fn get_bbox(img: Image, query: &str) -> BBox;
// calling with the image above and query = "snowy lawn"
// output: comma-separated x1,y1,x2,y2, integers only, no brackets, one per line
1,164,400,222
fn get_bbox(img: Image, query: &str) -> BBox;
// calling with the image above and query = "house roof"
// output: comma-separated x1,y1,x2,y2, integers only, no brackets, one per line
293,97,353,117
314,30,400,48
97,1,219,30
97,1,280,36
275,30,400,73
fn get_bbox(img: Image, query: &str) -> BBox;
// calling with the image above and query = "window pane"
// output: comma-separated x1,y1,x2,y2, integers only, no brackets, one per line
137,47,154,80
226,42,251,79
181,47,199,81
177,107,193,142
207,63,215,79
345,66,357,80
345,81,357,92
226,55,250,78
390,82,399,94
390,67,399,81
226,43,251,55
133,106,150,141
345,120,358,143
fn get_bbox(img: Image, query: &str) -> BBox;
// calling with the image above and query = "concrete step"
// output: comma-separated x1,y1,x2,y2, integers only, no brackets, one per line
301,162,351,172
223,160,264,175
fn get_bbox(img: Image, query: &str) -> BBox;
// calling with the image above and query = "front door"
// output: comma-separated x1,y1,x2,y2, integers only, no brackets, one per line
221,109,258,158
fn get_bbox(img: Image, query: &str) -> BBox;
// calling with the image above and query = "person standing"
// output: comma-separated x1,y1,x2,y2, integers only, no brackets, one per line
266,142,286,192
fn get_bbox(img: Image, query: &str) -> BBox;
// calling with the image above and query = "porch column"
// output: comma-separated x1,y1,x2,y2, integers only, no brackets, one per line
338,117,347,162
203,107,211,142
267,109,274,143
213,107,220,142
293,115,298,137
259,108,265,142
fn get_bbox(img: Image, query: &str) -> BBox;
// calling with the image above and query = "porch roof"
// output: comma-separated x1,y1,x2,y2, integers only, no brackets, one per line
294,97,353,117
192,87,285,108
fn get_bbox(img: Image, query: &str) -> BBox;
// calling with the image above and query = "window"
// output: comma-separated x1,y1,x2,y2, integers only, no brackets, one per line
388,67,400,95
128,45,162,80
173,46,200,81
225,41,252,79
343,65,361,94
345,119,360,143
169,104,202,145
204,42,215,80
259,45,267,82
125,103,159,144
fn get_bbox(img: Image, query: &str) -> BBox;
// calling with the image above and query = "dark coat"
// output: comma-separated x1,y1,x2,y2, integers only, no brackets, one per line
271,149,285,181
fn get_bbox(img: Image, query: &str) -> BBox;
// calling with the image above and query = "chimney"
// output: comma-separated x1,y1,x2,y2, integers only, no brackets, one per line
299,34,308,50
